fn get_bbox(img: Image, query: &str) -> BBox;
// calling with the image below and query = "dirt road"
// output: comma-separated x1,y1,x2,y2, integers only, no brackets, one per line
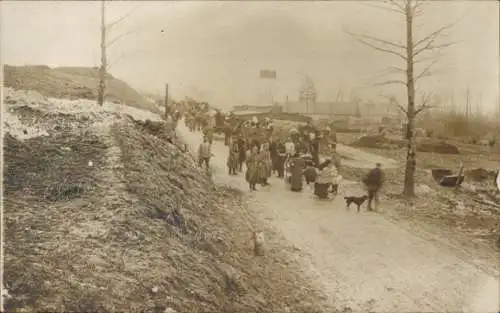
179,123,499,313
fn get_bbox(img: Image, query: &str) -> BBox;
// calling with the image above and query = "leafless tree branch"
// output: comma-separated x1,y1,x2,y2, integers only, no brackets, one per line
415,92,434,115
412,0,428,15
108,53,126,69
361,2,405,14
373,80,407,87
414,41,456,57
344,27,408,60
413,51,444,64
379,93,408,114
414,23,451,48
388,65,406,73
386,0,406,13
106,28,140,48
355,32,406,49
415,58,438,81
106,7,138,31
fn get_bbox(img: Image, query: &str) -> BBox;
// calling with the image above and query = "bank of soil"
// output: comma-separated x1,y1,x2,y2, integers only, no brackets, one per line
3,93,328,312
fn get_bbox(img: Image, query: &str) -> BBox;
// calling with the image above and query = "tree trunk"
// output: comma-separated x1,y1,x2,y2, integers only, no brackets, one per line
403,1,416,198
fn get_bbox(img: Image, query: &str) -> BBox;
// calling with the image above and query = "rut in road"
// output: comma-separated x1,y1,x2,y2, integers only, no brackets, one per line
178,123,499,313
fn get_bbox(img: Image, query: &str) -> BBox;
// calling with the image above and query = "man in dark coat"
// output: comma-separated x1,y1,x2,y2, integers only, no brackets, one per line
310,132,321,166
237,136,247,172
275,140,287,178
362,163,384,211
269,138,278,174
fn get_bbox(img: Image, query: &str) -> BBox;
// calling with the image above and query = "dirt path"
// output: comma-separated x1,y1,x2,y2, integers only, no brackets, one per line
178,123,499,313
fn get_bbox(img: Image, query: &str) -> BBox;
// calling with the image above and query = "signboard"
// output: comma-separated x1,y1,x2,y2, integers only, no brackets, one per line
260,70,276,79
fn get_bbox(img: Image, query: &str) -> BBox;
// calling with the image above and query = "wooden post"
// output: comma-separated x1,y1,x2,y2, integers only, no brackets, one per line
164,84,169,119
98,0,107,106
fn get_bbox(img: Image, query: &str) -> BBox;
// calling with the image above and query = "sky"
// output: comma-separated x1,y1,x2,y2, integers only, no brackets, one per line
1,0,499,111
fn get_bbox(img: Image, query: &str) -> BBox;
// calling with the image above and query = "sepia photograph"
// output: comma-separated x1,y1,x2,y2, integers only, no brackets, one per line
1,0,499,312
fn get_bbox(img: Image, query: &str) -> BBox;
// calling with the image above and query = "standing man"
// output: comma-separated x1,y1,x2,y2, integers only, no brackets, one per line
237,135,247,172
362,163,384,212
197,136,212,170
310,131,321,166
269,137,278,175
275,139,287,179
223,117,232,146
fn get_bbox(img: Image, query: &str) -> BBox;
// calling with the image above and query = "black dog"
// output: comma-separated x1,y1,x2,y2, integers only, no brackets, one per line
344,195,368,213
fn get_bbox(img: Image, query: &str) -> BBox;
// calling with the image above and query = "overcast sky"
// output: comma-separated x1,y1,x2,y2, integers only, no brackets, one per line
2,1,498,111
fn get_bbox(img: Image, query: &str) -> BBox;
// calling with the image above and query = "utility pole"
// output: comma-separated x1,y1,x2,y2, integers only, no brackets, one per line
466,87,471,120
98,0,107,106
164,84,169,119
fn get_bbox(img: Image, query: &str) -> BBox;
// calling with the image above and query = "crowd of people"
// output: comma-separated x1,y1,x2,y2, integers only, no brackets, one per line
184,103,383,209
193,113,349,199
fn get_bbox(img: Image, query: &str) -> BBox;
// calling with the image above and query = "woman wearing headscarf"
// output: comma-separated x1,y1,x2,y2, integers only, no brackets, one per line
259,142,272,186
246,145,260,191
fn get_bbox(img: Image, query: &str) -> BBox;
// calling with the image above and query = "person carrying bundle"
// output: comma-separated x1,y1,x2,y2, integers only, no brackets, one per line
314,159,341,199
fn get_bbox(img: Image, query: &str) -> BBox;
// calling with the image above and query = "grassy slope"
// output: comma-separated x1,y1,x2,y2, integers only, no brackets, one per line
3,98,328,311
3,65,159,113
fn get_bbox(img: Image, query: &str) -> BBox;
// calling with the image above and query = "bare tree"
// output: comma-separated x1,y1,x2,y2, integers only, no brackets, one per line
345,0,460,198
98,1,139,106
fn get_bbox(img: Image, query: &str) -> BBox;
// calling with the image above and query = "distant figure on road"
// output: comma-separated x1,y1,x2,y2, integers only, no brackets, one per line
197,136,212,170
362,163,384,211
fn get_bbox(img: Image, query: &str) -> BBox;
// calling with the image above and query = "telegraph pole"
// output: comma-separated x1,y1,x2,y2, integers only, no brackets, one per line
466,87,471,120
164,84,169,118
98,0,107,106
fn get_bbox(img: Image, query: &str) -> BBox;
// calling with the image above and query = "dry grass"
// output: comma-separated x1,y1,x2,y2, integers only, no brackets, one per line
4,109,329,312
417,112,499,141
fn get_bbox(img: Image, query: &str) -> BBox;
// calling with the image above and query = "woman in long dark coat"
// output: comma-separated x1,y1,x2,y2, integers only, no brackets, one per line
237,136,247,172
246,145,260,191
259,142,272,186
227,140,239,175
289,153,306,192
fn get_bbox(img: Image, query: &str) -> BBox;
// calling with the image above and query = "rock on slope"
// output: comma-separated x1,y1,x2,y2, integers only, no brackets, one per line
3,90,328,312
3,65,159,113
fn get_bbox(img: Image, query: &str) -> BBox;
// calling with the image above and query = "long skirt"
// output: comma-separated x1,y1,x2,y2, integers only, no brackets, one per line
257,162,270,183
290,171,303,192
227,153,239,173
245,165,259,184
275,155,286,178
314,182,330,199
